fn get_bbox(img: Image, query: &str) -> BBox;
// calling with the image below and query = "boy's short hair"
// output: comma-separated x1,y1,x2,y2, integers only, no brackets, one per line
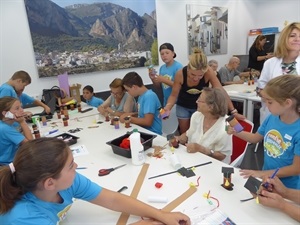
122,72,144,88
11,70,31,84
83,85,94,93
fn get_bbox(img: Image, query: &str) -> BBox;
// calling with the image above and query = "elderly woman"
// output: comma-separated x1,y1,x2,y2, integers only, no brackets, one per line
164,48,244,135
176,87,232,164
98,78,136,117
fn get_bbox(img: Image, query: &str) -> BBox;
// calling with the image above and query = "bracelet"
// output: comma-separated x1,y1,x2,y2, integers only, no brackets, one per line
230,109,238,115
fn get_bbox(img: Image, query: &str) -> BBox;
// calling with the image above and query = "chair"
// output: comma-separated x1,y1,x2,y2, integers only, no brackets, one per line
230,119,254,167
162,105,178,137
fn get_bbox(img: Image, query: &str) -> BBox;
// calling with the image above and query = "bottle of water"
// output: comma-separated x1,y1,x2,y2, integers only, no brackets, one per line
129,131,145,165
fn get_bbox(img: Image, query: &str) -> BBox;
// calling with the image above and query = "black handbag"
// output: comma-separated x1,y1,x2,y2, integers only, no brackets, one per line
42,86,64,104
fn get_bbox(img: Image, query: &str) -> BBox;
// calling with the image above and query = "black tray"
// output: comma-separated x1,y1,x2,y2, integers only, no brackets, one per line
106,131,156,158
54,133,79,146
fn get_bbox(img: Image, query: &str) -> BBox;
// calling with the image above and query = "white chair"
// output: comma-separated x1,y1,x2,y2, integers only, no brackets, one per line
162,105,178,137
230,119,254,168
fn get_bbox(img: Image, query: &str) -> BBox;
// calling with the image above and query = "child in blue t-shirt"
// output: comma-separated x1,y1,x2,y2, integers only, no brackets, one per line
0,97,33,165
0,138,190,224
121,72,162,135
227,75,300,189
82,85,104,107
149,43,182,105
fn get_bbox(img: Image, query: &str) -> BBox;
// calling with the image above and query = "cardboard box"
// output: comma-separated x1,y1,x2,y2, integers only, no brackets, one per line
69,83,82,103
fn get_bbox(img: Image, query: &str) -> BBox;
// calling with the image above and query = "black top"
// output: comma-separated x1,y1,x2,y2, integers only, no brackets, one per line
176,66,209,109
248,46,267,71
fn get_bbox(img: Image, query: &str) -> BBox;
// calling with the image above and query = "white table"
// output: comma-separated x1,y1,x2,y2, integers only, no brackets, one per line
223,83,261,122
27,105,297,225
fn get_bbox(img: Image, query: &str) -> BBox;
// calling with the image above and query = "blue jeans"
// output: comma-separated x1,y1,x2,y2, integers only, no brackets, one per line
176,104,197,119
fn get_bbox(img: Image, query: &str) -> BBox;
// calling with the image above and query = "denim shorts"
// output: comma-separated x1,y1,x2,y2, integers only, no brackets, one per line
176,104,197,119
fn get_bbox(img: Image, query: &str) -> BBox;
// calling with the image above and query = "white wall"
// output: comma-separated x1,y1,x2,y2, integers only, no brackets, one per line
0,0,299,98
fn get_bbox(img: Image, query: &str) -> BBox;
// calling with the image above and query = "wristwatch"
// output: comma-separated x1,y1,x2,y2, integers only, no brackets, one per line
209,149,215,156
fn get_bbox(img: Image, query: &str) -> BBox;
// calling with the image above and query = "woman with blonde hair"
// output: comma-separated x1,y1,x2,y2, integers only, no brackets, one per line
164,48,244,134
257,22,300,123
98,78,136,117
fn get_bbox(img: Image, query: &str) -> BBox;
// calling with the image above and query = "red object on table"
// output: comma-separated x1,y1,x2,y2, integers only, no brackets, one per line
155,182,163,188
119,138,130,149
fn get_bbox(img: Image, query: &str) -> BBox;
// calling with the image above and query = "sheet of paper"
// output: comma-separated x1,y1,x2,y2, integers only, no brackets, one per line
190,208,236,225
70,145,89,157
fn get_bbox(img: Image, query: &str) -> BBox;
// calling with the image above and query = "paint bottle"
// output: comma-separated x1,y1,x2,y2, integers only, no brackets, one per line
113,116,120,129
124,116,131,128
77,103,82,112
63,117,68,127
34,130,41,139
129,131,145,166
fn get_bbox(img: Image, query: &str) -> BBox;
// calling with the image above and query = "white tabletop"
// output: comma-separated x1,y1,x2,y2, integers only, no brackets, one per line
27,104,297,225
222,83,257,99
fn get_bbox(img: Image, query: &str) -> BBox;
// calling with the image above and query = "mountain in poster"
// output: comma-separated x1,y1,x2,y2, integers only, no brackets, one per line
24,0,157,77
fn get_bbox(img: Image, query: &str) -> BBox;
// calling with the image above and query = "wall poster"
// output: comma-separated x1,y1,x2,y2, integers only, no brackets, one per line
24,0,157,77
186,5,228,55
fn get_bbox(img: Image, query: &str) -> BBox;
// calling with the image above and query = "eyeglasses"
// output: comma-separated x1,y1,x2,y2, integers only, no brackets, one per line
111,91,123,97
196,99,206,103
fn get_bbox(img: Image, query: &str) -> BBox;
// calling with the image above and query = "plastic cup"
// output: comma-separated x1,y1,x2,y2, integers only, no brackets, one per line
31,115,40,125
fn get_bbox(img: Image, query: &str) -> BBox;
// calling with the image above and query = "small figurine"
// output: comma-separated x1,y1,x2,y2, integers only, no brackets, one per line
159,107,169,120
221,167,234,190
167,134,179,148
124,116,131,128
226,115,244,133
113,116,120,129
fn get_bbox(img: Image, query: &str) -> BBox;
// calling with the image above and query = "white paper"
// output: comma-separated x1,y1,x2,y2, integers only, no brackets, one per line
70,145,89,157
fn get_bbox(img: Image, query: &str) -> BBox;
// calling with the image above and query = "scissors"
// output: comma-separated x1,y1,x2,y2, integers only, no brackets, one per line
98,164,126,176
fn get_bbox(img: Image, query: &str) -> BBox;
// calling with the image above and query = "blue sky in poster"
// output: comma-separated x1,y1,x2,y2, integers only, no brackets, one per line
50,0,155,16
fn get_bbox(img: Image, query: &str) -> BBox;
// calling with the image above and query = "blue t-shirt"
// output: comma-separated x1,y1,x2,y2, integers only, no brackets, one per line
0,121,25,164
159,60,182,105
0,173,102,225
19,93,35,106
0,83,18,98
138,90,162,135
86,96,104,107
258,115,300,189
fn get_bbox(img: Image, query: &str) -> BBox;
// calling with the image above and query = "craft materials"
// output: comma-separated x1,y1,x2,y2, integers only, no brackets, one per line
117,186,128,193
159,107,169,119
33,130,40,139
226,115,243,133
262,168,279,190
98,164,126,176
63,117,68,126
147,196,168,203
57,111,61,119
77,103,82,112
129,131,145,165
124,116,131,128
114,116,120,129
162,187,197,212
169,153,181,170
221,167,234,190
155,182,163,188
148,161,212,179
116,164,149,225
44,129,59,137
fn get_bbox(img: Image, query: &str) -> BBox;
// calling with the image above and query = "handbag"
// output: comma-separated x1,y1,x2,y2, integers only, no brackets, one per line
42,86,66,104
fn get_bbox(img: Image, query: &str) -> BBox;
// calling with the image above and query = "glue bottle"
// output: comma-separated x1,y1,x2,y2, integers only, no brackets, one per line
129,131,145,166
